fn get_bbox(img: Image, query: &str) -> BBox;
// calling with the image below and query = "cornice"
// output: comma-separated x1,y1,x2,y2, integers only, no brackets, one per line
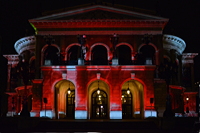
3,54,19,66
14,36,36,55
182,53,198,64
30,19,168,29
163,34,186,55
182,53,198,59
37,30,162,35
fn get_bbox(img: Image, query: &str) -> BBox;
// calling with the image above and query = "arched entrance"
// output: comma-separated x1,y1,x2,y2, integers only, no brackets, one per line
91,89,108,119
88,80,109,119
121,80,144,119
121,89,132,118
66,90,75,118
54,80,75,119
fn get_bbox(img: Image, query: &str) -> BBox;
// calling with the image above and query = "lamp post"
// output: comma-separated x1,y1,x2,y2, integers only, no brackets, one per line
17,58,31,117
110,33,119,65
77,34,86,65
186,96,189,114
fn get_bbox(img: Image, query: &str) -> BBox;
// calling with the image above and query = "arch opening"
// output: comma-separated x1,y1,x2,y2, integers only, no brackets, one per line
67,45,80,65
54,80,75,119
121,80,144,119
91,89,108,119
43,45,59,65
117,45,132,65
138,44,156,65
91,45,108,65
88,80,110,119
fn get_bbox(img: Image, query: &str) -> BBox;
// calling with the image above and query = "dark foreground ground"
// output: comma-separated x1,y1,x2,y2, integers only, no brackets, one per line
0,117,199,133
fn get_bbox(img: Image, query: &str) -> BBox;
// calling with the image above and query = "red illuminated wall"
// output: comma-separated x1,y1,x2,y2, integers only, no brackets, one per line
41,65,155,118
184,92,198,113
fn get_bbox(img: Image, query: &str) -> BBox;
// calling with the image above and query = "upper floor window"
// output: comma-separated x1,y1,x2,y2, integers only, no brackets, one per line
67,45,80,65
92,45,108,65
117,45,132,65
138,45,155,65
43,46,59,65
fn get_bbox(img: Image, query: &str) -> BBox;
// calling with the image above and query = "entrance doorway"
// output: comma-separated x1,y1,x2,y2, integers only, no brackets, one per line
122,90,132,118
91,89,108,119
121,80,144,119
66,90,75,118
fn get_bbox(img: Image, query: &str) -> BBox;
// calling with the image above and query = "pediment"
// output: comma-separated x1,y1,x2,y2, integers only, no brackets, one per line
32,5,166,21
29,4,168,35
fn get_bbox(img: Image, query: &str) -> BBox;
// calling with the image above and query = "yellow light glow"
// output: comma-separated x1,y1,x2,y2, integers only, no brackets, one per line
127,88,130,94
97,89,100,94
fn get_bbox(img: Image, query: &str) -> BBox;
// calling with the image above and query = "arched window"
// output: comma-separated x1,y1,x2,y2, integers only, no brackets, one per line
44,46,59,65
122,90,132,118
117,45,132,65
139,45,155,65
92,89,108,119
92,45,108,65
67,45,80,65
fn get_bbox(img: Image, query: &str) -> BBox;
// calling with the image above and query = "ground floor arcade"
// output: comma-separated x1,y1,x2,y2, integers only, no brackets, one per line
5,66,198,118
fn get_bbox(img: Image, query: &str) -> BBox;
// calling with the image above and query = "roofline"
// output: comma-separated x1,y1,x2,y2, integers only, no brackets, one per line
31,5,167,20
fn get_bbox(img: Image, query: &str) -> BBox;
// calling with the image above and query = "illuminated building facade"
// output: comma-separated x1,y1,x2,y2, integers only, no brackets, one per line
3,3,198,119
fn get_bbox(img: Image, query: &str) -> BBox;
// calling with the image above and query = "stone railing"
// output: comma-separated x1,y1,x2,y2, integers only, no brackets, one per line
14,36,36,55
163,34,186,55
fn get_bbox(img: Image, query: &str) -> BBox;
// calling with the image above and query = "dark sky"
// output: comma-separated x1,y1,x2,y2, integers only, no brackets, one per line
1,0,200,80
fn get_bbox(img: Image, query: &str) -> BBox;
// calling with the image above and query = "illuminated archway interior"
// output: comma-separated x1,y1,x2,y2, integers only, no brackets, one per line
88,80,110,119
54,80,75,118
122,80,144,118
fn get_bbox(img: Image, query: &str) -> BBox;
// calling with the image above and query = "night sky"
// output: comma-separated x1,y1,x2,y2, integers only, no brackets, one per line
1,0,200,80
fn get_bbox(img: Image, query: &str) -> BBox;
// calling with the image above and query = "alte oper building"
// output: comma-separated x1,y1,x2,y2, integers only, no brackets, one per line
3,3,198,119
